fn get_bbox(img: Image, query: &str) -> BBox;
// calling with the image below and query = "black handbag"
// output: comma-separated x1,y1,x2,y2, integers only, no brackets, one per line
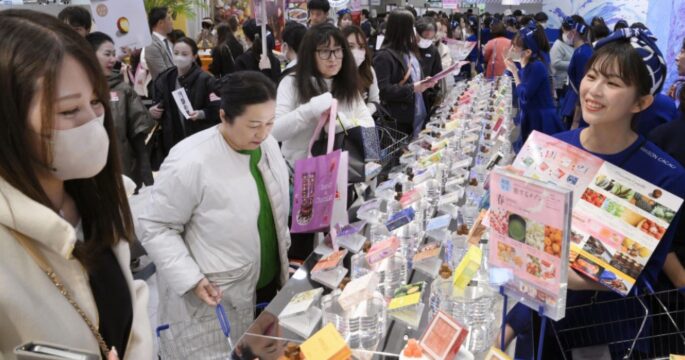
311,116,381,183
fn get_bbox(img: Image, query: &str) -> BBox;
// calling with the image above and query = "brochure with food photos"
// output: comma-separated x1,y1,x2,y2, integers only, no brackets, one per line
488,168,572,321
512,131,684,296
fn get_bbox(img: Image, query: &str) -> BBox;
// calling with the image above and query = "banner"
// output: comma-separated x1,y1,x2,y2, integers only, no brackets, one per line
90,0,152,56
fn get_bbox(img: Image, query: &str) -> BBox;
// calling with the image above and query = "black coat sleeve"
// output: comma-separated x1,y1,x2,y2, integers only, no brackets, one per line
373,50,414,105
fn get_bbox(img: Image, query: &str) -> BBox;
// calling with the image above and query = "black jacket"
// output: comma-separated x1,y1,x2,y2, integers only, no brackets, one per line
209,38,245,78
373,48,421,136
153,64,221,157
234,49,282,83
418,45,443,114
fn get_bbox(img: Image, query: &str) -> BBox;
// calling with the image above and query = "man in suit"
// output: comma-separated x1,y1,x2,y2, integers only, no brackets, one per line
360,9,372,39
145,7,174,81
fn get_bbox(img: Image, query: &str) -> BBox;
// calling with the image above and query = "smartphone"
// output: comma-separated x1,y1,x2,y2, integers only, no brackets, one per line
15,342,99,360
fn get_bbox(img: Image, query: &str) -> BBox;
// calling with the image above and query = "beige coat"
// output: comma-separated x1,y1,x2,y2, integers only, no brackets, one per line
0,176,153,359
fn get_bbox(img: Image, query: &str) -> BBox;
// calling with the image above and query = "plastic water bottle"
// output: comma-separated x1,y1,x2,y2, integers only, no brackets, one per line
428,264,453,319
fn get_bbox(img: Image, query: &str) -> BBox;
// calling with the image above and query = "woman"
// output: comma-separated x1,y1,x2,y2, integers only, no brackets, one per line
0,10,152,359
234,19,281,83
343,25,380,115
550,27,574,100
151,37,221,161
373,10,437,137
504,21,563,151
209,22,245,78
464,15,484,75
415,17,443,114
558,15,593,128
504,28,685,359
141,71,291,344
337,8,353,29
86,32,155,189
273,23,374,166
483,21,512,78
435,18,453,70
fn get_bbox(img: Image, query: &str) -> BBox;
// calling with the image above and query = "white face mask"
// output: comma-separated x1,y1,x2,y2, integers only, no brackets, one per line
436,31,446,42
418,37,433,49
174,55,193,70
351,48,366,67
508,49,522,62
50,114,109,180
563,33,574,46
341,20,352,28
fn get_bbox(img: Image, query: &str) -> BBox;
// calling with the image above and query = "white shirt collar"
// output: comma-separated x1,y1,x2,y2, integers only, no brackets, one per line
153,31,168,43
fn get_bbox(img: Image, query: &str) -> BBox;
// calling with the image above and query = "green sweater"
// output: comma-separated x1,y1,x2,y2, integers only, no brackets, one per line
239,148,279,289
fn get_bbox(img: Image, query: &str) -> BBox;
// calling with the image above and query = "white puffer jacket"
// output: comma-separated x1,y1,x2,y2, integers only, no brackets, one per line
139,126,291,342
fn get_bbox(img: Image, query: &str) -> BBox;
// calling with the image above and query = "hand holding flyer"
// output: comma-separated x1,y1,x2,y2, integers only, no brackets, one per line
172,88,195,120
420,61,470,84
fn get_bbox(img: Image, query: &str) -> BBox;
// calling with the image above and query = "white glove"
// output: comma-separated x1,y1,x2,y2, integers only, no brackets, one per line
258,54,271,70
307,92,334,118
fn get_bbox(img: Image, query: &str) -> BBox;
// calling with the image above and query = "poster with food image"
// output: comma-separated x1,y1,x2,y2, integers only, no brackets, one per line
513,131,604,201
90,0,152,57
488,168,572,321
513,132,684,296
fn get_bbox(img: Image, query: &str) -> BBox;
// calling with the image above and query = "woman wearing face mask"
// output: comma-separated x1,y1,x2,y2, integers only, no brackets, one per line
415,17,443,115
338,9,353,29
343,25,380,115
502,29,685,359
464,16,484,75
550,27,574,100
235,19,282,83
373,10,437,137
86,32,155,189
504,21,563,151
558,15,593,128
141,71,291,345
435,18,453,70
0,10,152,359
273,23,374,167
152,37,221,160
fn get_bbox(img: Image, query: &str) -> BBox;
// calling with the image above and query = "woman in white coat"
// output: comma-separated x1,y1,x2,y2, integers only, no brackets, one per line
140,71,291,343
273,23,374,166
0,10,152,360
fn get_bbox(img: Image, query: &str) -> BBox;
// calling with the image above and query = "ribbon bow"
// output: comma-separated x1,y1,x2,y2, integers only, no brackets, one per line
594,28,666,95
563,16,588,35
519,20,540,55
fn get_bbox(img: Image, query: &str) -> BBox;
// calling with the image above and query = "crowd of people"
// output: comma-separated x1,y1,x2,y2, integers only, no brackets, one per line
0,2,684,359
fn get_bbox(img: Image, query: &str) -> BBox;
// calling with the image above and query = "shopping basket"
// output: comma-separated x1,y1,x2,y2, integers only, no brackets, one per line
156,304,233,360
376,124,409,168
550,286,685,359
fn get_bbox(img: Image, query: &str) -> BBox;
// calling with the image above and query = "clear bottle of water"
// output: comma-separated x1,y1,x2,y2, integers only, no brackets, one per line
428,264,453,320
448,239,503,355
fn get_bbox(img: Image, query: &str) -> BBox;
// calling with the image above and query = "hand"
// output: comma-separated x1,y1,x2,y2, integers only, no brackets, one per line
149,104,164,120
258,54,271,70
413,79,435,94
107,347,119,360
118,46,133,61
193,278,222,306
188,110,204,121
308,92,334,117
504,58,517,73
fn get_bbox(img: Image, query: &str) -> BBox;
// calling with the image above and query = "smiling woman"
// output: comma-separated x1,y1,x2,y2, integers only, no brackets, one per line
140,71,292,346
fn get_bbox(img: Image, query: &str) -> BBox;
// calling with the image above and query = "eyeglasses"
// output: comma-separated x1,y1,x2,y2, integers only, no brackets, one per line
316,47,344,60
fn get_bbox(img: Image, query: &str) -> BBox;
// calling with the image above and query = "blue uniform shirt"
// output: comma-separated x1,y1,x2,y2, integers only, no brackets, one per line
635,93,678,136
560,44,594,121
513,61,564,151
466,34,484,74
507,128,685,357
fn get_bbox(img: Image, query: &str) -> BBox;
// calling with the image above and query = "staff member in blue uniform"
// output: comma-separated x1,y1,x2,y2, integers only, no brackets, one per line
505,21,563,152
465,16,484,75
559,16,593,128
502,28,685,359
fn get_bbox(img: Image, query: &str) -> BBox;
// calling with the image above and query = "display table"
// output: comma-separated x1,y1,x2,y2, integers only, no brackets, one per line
233,75,516,360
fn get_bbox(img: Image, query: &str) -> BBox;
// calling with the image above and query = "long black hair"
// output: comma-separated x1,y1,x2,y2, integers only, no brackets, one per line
382,10,418,55
294,23,360,105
